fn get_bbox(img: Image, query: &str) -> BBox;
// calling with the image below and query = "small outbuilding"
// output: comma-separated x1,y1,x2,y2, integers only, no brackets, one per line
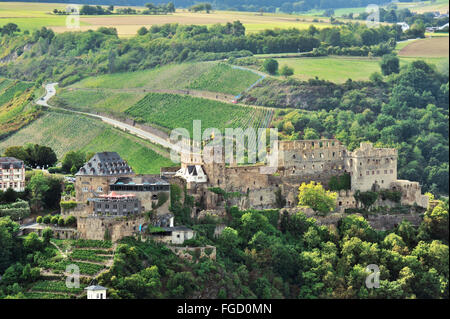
85,285,108,299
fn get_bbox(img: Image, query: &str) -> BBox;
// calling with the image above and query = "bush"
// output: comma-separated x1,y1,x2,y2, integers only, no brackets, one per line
43,215,51,224
60,201,77,210
263,58,279,75
65,215,76,227
42,227,53,244
48,167,64,174
58,217,65,227
50,215,59,225
36,216,43,224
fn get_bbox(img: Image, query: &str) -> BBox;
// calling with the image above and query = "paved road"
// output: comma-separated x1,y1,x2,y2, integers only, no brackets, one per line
36,83,182,153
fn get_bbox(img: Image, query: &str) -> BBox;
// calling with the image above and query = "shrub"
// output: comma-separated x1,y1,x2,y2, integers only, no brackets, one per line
43,215,51,224
50,215,59,225
60,201,77,210
65,215,76,227
263,58,279,75
36,216,43,224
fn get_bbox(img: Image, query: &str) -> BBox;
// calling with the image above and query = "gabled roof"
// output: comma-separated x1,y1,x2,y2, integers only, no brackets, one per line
76,152,134,176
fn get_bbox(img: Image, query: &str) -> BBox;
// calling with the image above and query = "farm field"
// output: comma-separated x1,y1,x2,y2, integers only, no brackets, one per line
273,54,449,82
125,92,274,137
398,37,449,58
69,62,260,96
0,111,175,174
395,0,449,14
0,2,334,37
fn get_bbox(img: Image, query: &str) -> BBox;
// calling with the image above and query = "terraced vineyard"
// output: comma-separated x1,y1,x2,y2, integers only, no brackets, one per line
0,111,176,174
52,89,146,114
125,92,274,137
69,62,258,96
24,239,116,299
0,78,40,138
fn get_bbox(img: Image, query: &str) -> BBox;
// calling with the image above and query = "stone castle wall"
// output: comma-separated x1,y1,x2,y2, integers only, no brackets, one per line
175,139,427,211
77,215,146,242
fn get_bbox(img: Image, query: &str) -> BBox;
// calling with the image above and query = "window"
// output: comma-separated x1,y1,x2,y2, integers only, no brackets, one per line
82,187,88,192
97,186,103,192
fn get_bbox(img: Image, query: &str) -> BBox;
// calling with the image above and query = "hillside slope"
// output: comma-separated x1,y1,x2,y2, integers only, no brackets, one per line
0,110,176,174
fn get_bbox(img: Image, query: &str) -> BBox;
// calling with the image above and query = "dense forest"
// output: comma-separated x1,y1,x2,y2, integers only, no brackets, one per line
1,189,448,299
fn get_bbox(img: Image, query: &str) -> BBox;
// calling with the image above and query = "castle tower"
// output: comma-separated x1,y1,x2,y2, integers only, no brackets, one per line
345,142,397,192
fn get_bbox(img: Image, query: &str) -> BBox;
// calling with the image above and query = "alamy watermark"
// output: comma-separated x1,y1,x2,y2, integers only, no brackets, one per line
65,264,80,289
365,4,380,28
365,264,380,289
169,120,279,174
66,5,80,29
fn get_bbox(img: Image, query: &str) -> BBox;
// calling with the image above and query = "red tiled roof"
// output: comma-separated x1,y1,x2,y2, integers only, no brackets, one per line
99,191,136,198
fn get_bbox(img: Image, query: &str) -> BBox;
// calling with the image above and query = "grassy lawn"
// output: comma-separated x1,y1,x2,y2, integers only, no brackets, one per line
0,111,175,174
273,55,448,82
275,56,382,82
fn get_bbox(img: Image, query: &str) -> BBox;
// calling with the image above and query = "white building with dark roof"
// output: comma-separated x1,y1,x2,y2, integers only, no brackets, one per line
0,157,26,192
85,285,107,299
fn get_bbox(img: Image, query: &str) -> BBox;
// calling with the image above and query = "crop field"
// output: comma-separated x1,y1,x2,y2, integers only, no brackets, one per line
0,2,333,37
395,0,449,14
69,62,260,96
0,111,175,174
399,37,449,58
125,92,274,137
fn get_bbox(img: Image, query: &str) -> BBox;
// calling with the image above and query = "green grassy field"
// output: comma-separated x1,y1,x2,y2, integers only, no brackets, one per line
70,62,259,95
125,92,273,136
0,111,175,174
273,55,448,82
